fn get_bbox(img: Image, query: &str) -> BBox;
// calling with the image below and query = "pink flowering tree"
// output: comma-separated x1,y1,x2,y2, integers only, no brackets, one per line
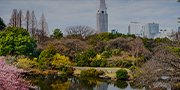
0,56,36,90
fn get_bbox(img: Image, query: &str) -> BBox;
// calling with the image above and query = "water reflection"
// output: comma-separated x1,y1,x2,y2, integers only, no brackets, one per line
26,75,143,90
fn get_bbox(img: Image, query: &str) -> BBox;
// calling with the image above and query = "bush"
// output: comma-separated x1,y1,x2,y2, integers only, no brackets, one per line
90,60,101,67
122,60,133,68
86,68,96,76
98,70,105,75
66,67,74,75
0,27,37,56
101,50,112,58
100,58,107,67
75,49,97,66
94,71,99,77
80,70,87,76
177,82,180,89
116,69,128,80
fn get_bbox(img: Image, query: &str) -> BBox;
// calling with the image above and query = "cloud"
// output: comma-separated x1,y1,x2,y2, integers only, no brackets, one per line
0,0,180,34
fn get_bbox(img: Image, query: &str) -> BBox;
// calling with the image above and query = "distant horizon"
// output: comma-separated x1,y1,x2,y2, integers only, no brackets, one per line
0,0,180,35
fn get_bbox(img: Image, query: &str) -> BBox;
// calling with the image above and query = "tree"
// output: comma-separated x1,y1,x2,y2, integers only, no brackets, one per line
134,45,180,89
0,27,37,56
37,13,48,43
50,28,63,40
65,25,95,38
30,10,38,37
0,56,36,90
25,10,31,32
0,17,6,30
8,9,18,27
17,9,23,28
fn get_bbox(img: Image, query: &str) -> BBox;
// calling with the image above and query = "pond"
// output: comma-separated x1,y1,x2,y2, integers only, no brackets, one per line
26,75,144,90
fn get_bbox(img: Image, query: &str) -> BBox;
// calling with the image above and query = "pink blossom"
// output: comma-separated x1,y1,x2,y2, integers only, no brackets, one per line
0,56,36,90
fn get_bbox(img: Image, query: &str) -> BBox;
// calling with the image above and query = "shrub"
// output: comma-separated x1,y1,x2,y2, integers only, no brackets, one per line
61,71,66,75
98,70,105,75
101,50,112,58
90,60,101,67
116,69,128,80
66,67,74,75
177,82,180,89
100,58,107,67
80,70,87,76
86,68,96,76
0,27,37,56
75,49,97,66
122,60,133,68
94,71,99,77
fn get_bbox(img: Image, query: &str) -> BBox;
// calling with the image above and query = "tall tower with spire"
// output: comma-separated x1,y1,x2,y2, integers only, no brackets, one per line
97,0,108,33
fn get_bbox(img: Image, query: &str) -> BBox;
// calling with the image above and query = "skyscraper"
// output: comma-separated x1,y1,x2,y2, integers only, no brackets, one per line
128,22,142,37
144,22,159,38
97,0,108,33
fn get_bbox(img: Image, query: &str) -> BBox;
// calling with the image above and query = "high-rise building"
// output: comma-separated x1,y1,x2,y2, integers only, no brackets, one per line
154,28,173,39
144,22,159,38
128,22,143,37
97,0,108,33
111,29,118,34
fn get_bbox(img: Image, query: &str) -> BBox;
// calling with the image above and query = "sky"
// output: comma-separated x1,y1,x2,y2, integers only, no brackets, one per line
0,0,180,35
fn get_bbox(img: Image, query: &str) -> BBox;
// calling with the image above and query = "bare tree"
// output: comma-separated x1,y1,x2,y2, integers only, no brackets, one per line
24,10,31,32
133,45,180,89
17,9,23,28
65,25,95,38
37,13,48,43
8,9,18,27
30,11,37,37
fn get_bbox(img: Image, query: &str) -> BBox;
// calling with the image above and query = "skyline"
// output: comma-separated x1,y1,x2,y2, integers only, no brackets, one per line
0,0,180,35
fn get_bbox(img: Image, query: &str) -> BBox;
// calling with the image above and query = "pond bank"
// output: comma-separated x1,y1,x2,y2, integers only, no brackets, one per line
27,67,133,81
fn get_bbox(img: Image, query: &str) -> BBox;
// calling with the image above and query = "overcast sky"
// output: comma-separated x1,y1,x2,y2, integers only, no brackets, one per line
0,0,180,34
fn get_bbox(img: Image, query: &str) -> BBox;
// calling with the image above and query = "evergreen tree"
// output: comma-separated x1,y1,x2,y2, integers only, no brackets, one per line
0,17,6,30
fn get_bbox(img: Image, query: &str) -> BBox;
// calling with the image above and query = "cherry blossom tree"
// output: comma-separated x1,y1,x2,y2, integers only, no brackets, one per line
0,56,36,90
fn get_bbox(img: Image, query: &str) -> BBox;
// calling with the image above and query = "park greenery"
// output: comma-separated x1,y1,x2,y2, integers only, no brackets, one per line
0,14,180,89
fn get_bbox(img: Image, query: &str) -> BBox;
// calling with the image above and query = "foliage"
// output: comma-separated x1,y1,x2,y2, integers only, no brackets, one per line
115,80,128,89
65,67,74,75
100,58,107,67
16,58,39,70
177,82,180,89
38,44,56,70
0,27,37,56
101,50,112,58
90,60,102,67
80,70,87,76
116,69,128,80
85,32,136,45
167,46,180,57
0,17,6,30
38,43,71,70
0,56,36,90
75,49,97,66
86,68,96,76
50,28,63,40
80,68,104,77
50,53,71,68
51,81,71,90
65,34,84,40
